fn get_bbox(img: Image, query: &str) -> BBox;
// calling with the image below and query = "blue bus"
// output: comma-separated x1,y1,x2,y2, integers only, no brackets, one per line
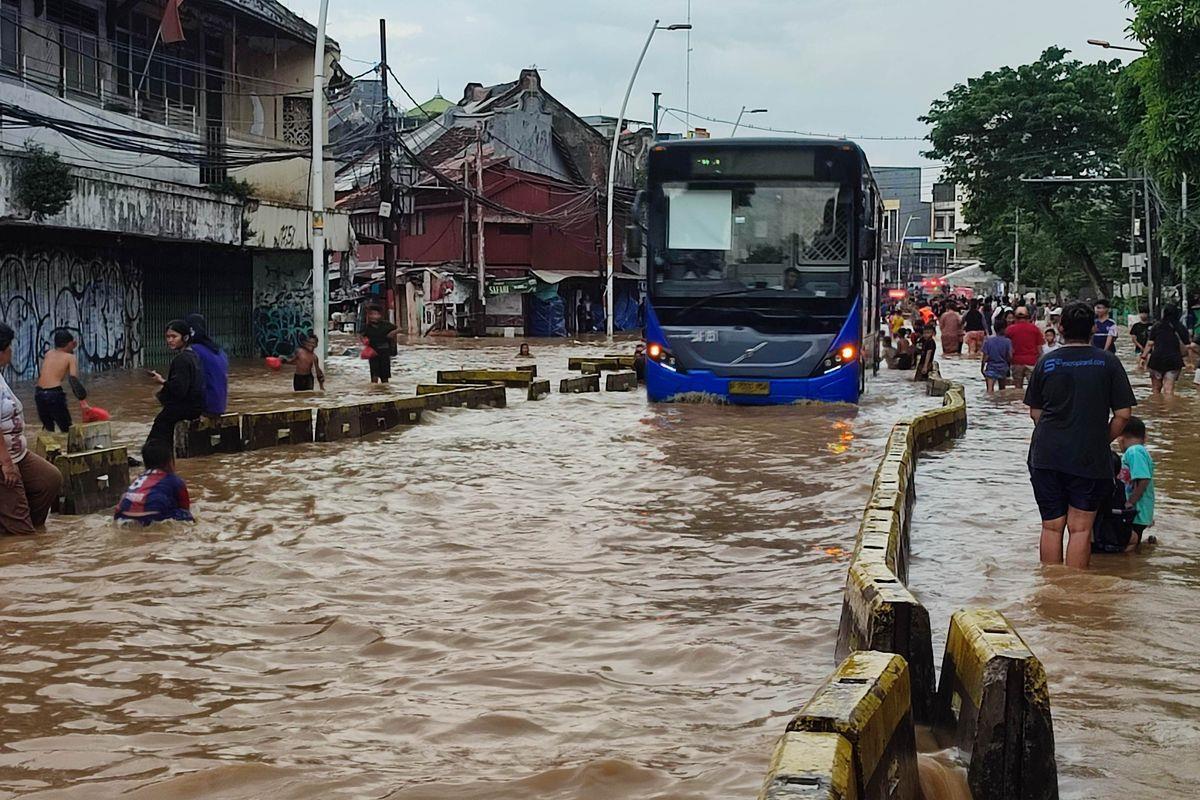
633,139,883,404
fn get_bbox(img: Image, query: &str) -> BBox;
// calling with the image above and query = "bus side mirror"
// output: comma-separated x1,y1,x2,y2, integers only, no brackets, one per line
859,227,877,261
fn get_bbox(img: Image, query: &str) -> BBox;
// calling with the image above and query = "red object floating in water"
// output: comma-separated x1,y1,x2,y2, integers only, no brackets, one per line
79,401,111,422
265,356,283,371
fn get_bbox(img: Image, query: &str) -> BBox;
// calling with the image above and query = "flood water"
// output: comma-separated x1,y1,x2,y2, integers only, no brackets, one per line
0,336,941,799
0,335,1194,799
911,351,1200,800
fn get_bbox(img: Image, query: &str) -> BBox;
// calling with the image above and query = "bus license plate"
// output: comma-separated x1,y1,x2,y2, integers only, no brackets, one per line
729,381,770,396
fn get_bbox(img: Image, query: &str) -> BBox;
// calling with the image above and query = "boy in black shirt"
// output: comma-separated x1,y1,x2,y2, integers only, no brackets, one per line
1024,302,1136,569
1130,307,1151,363
913,324,937,381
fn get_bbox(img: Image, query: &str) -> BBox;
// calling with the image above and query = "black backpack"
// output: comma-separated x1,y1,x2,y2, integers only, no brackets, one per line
1092,453,1134,553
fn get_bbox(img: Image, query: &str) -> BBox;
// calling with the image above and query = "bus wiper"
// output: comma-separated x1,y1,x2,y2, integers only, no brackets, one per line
676,288,760,317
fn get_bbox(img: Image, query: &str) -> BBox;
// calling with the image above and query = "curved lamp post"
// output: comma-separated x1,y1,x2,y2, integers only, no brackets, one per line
605,20,691,338
731,106,767,136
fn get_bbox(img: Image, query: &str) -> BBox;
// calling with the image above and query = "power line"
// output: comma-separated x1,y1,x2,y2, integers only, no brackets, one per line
662,107,926,141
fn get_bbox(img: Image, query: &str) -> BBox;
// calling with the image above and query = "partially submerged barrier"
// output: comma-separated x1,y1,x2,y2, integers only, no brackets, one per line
315,399,423,442
174,414,243,458
419,384,506,410
759,731,856,800
605,371,638,392
54,446,129,515
568,356,623,372
241,409,315,450
559,374,600,394
784,651,919,800
763,364,1057,797
67,422,114,453
933,610,1057,800
436,369,533,388
527,379,551,401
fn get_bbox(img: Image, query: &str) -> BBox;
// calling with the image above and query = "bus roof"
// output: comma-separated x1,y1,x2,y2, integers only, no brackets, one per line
652,137,869,162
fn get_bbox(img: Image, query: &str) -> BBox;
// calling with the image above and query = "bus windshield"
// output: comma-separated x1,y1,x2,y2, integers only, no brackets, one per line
651,181,852,299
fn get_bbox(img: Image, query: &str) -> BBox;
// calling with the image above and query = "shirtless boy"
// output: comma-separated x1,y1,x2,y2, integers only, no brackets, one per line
288,334,325,392
35,329,87,431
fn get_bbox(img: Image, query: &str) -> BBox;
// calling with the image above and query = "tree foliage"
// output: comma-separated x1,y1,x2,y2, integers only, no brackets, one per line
1122,0,1200,300
15,144,74,220
921,48,1129,295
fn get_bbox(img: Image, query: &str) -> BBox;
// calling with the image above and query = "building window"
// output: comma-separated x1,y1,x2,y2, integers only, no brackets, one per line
408,211,426,236
1,0,19,74
883,208,899,242
60,28,98,95
282,96,312,146
934,212,955,235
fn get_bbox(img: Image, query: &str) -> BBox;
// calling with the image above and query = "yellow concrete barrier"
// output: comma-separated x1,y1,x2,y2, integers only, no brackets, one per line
66,421,114,453
559,374,600,394
436,369,533,387
787,651,919,800
568,356,622,371
527,379,551,401
241,409,315,450
605,371,639,391
174,414,243,458
835,561,935,724
933,610,1057,800
419,385,506,411
603,354,638,368
31,431,67,461
315,399,422,442
53,446,129,515
759,731,857,800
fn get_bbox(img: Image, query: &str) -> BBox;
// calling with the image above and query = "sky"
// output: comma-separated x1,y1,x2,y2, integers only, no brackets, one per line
290,0,1139,185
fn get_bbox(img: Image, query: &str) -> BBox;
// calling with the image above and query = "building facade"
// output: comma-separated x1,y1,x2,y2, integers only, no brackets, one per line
0,0,351,379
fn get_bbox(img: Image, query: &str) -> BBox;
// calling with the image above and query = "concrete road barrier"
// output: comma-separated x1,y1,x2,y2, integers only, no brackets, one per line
933,610,1057,800
559,374,600,394
568,357,622,371
759,731,857,800
835,561,935,725
32,431,68,461
241,409,315,450
516,364,538,377
436,369,533,387
605,371,639,392
527,380,551,401
66,422,114,453
174,415,243,459
603,354,638,368
420,385,506,410
315,400,422,442
54,446,129,515
787,650,919,800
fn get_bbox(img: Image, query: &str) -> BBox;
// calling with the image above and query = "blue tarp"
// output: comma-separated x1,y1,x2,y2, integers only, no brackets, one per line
614,287,641,331
529,294,567,337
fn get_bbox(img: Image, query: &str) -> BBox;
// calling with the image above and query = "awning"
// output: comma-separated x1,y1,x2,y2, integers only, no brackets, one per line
531,269,599,284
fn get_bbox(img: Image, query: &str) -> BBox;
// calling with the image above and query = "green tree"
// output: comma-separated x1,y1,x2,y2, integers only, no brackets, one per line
922,48,1129,296
1122,0,1200,301
15,144,74,220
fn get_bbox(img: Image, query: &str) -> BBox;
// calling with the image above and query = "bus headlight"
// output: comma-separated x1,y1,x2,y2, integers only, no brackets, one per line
647,341,677,369
817,342,859,375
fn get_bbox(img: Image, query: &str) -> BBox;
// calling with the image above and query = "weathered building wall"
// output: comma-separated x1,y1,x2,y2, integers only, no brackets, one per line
0,242,143,381
252,252,313,357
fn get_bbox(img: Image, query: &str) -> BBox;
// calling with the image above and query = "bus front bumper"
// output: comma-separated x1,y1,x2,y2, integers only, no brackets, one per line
644,359,860,404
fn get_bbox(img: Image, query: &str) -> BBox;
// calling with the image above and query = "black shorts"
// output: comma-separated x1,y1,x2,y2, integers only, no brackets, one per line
368,354,392,382
1029,468,1112,521
294,373,315,392
34,387,72,432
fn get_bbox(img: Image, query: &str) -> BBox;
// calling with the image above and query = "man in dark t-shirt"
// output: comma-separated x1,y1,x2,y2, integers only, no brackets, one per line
1024,302,1136,569
360,304,399,384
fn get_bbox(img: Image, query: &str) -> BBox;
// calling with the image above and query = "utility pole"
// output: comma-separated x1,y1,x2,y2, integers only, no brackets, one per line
652,91,661,140
475,125,487,336
309,0,330,361
1013,207,1020,298
1144,172,1156,315
1183,173,1189,306
462,154,471,332
378,19,397,327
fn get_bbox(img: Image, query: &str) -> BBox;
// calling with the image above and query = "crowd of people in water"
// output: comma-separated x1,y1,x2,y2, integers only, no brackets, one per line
881,292,1195,569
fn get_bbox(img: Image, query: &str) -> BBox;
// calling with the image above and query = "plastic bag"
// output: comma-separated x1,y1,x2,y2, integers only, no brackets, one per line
360,339,378,360
79,400,111,422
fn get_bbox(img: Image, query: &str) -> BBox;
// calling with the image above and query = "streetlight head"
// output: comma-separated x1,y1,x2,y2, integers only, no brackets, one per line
665,23,692,30
749,108,768,114
1087,39,1111,48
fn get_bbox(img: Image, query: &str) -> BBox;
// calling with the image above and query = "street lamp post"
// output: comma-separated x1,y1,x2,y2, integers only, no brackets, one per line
310,0,330,360
730,106,767,136
895,214,918,286
1086,38,1147,54
605,20,691,338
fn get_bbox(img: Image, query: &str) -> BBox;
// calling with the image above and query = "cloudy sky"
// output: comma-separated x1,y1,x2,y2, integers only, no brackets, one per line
293,0,1138,176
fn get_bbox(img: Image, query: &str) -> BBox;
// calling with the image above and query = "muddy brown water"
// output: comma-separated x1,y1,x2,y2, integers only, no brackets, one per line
0,335,1192,798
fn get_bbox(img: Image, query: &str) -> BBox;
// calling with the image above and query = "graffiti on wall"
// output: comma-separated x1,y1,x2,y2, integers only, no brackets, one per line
252,256,313,357
0,247,143,381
